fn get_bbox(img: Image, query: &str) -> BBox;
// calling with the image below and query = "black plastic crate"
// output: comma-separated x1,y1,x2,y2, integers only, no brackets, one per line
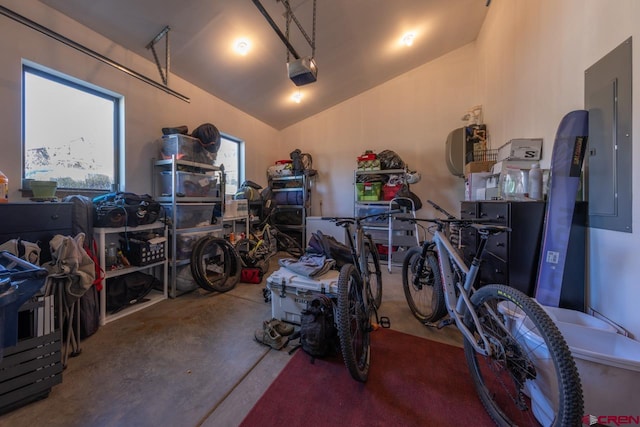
120,238,166,266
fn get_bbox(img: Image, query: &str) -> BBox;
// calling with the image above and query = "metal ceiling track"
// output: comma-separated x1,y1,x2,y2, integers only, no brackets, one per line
252,0,301,59
0,5,190,103
252,0,317,61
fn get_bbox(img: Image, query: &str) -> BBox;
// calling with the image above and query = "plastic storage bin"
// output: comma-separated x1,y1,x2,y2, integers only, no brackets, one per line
356,182,382,201
500,303,640,421
160,171,218,197
164,204,215,229
120,236,166,266
266,267,339,324
541,305,618,332
160,134,216,164
173,230,222,260
0,252,48,359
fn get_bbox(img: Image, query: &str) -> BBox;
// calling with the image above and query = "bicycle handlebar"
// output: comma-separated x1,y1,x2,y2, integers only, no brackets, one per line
427,199,456,219
321,209,402,227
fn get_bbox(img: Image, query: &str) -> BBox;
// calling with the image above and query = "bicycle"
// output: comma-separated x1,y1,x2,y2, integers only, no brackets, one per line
234,214,304,273
323,212,390,382
400,200,583,426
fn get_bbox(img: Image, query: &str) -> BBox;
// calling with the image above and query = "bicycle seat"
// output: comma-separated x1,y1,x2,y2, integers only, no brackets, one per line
470,223,511,235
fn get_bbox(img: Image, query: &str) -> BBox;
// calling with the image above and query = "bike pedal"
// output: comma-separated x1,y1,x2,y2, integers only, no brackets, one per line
379,316,391,328
436,318,455,329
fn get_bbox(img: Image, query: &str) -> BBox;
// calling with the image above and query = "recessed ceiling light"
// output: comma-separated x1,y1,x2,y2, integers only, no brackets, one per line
234,38,251,55
401,32,416,47
291,91,302,103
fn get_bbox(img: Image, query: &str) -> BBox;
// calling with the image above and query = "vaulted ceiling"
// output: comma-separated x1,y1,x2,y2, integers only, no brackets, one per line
40,0,489,130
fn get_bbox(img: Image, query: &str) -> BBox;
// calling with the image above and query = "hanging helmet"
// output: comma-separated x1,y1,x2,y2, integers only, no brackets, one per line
405,170,421,184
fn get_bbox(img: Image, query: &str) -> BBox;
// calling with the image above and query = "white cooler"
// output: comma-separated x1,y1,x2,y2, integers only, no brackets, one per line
266,267,340,325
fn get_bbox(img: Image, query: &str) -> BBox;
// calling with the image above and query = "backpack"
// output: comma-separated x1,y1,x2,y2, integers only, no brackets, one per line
299,295,337,358
62,194,103,338
307,231,352,268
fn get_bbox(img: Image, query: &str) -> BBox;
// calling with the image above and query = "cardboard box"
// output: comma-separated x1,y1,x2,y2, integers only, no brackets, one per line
465,161,496,175
497,138,543,161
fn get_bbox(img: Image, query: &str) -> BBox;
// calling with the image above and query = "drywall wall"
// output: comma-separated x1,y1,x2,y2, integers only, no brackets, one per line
280,0,640,337
476,0,640,338
0,0,279,199
280,43,479,218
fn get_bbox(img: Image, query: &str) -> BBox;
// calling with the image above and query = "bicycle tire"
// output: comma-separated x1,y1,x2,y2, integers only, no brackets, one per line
364,236,382,309
336,263,371,382
223,240,242,289
274,230,304,258
463,284,583,427
190,236,219,292
190,237,238,293
401,246,447,323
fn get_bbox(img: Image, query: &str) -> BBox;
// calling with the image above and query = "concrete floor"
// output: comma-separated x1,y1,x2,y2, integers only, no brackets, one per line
0,258,463,427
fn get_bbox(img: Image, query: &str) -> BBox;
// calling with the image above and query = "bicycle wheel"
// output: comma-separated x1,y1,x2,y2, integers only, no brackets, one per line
336,263,371,382
190,237,238,293
463,285,583,426
363,236,382,309
275,230,304,258
402,246,446,323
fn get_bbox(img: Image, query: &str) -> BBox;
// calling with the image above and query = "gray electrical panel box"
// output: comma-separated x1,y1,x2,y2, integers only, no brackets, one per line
585,37,632,233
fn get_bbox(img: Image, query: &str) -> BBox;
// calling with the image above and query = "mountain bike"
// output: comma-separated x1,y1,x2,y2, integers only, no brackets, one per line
400,201,583,426
234,214,304,273
323,212,389,382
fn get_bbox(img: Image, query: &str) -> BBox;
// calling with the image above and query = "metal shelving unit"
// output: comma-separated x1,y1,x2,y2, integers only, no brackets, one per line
152,157,225,297
354,169,418,271
269,174,310,247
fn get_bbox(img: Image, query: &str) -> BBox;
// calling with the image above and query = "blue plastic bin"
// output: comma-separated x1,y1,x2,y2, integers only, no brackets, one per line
0,251,48,362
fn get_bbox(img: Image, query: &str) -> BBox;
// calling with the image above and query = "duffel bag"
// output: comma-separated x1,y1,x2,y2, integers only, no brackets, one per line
106,271,159,313
93,192,162,227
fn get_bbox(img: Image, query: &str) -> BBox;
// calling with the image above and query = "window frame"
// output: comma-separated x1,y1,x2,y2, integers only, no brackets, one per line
217,133,245,196
22,62,122,193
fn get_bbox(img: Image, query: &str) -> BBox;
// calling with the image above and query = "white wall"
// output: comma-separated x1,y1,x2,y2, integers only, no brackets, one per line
281,0,640,337
280,44,479,218
476,0,640,338
0,0,279,198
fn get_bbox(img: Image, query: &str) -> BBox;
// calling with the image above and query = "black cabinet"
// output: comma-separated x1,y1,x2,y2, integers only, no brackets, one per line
460,200,586,310
0,202,72,264
460,201,546,297
0,202,69,413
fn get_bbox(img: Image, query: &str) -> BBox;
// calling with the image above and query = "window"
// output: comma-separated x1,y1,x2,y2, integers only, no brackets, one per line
23,64,121,191
215,134,244,196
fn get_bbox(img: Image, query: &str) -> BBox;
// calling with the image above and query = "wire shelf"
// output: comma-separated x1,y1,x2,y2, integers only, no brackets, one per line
473,149,498,162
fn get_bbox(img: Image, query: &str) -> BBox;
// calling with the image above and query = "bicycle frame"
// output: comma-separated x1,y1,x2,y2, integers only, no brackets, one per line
431,228,494,356
343,220,366,276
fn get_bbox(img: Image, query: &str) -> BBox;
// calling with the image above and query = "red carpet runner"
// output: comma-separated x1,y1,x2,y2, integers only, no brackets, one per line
241,328,495,426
